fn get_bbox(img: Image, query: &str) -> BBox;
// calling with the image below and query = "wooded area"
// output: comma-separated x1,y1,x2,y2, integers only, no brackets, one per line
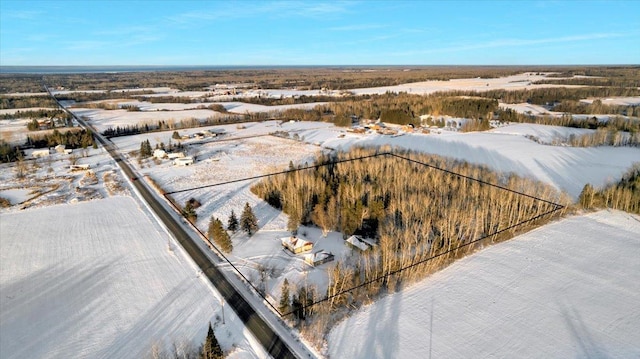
252,147,566,340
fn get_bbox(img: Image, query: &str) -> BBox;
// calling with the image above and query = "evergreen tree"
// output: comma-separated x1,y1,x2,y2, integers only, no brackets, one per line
227,210,239,232
278,278,290,315
182,201,197,222
139,139,152,159
240,202,259,236
201,322,223,359
208,217,233,254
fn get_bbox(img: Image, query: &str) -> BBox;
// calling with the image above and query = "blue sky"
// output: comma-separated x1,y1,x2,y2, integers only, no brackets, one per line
1,0,638,66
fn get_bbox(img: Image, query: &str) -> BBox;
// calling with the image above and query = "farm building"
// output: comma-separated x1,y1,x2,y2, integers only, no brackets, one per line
32,149,50,158
281,236,313,254
166,152,185,160
304,250,335,267
345,235,376,251
174,157,194,166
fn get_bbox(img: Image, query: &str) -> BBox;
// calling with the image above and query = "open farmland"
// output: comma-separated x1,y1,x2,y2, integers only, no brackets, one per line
328,209,640,358
0,196,266,359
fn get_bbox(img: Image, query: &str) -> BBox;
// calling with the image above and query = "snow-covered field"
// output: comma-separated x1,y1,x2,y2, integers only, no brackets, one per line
2,71,639,358
0,196,265,359
328,210,640,358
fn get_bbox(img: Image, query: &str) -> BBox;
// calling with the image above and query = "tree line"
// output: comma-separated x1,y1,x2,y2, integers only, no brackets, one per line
0,95,57,109
0,108,69,120
26,129,96,149
579,163,640,214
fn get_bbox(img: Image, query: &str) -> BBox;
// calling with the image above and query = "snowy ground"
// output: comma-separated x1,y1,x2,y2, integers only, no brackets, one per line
113,118,639,331
328,210,640,358
0,196,266,359
580,97,640,106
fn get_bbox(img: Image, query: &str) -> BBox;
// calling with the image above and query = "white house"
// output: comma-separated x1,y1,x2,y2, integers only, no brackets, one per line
153,149,166,159
281,236,313,254
174,157,194,166
32,149,50,158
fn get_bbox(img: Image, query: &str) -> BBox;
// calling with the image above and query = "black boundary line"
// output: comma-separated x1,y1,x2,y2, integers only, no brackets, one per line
163,151,565,318
283,205,562,316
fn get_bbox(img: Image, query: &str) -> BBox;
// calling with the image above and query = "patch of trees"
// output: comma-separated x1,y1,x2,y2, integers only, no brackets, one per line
495,108,640,134
553,100,638,117
26,129,95,149
0,141,23,163
139,140,153,158
254,147,564,305
208,217,233,253
0,74,44,93
228,94,360,106
447,86,640,106
0,95,57,109
0,109,69,120
562,127,640,147
255,148,565,340
579,163,640,214
272,93,498,129
138,95,196,104
102,115,247,138
182,197,201,223
54,90,153,103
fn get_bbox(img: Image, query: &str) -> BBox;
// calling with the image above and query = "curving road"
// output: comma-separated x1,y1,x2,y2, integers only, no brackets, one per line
45,85,298,359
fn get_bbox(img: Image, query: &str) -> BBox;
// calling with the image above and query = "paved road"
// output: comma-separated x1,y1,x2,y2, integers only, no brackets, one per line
46,86,298,359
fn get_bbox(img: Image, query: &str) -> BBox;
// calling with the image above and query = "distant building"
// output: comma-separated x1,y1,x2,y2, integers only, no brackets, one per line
166,152,185,160
153,149,166,159
32,149,50,158
70,164,90,170
174,157,194,166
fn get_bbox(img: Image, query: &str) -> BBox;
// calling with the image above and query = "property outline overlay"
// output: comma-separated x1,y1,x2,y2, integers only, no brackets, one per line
163,151,564,317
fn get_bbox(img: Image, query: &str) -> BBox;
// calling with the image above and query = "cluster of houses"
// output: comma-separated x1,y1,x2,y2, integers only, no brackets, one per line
31,144,73,158
280,234,378,267
153,149,194,166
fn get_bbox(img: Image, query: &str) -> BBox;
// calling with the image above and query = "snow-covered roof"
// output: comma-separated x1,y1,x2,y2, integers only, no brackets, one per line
304,250,334,263
280,236,312,250
345,235,374,251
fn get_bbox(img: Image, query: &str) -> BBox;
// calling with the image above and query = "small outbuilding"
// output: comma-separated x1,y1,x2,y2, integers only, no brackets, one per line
174,157,194,166
304,250,335,267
